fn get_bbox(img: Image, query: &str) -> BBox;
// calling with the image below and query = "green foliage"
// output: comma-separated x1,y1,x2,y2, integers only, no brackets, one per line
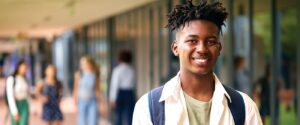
254,12,272,57
254,8,300,60
280,9,299,60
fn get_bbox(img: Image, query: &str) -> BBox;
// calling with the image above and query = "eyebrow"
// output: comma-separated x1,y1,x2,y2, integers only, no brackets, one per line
186,35,199,39
186,34,218,39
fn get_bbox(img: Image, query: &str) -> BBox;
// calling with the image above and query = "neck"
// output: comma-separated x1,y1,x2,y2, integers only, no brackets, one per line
46,77,56,85
84,68,94,73
120,62,129,65
16,74,25,77
180,70,215,102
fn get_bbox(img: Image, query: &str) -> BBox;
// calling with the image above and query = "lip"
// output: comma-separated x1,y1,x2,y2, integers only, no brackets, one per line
191,57,209,66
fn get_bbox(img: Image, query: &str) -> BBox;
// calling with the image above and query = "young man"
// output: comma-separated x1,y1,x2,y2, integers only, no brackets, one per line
132,0,262,125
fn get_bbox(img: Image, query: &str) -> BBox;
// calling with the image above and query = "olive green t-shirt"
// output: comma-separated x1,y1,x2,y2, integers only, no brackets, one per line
183,92,212,125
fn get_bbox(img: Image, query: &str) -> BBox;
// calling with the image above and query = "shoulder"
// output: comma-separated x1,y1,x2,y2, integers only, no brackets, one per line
133,93,150,119
238,92,257,110
36,80,46,88
112,65,125,75
116,63,133,71
114,64,123,69
112,65,121,72
39,79,47,85
57,80,63,85
133,92,153,124
6,76,14,86
75,71,81,79
125,64,134,70
6,76,14,81
6,76,14,84
135,86,164,113
238,91,263,124
57,81,63,88
135,93,149,109
37,79,45,84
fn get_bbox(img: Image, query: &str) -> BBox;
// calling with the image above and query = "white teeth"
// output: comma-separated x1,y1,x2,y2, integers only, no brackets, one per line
194,58,208,63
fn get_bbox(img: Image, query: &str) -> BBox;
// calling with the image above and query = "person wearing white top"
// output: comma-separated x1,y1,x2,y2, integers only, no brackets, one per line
6,60,30,125
110,50,136,125
133,73,262,125
133,0,262,125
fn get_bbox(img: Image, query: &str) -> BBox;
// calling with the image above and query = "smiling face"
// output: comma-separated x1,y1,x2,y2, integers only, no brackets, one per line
172,20,222,76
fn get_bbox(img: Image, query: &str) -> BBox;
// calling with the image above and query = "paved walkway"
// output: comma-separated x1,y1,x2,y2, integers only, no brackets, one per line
0,97,111,125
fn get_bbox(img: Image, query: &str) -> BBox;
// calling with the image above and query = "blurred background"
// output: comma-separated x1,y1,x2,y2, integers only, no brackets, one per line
0,0,299,125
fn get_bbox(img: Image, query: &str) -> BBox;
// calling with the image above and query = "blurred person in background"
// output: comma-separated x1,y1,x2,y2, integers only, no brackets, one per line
253,63,280,124
109,50,136,125
1,64,10,125
0,65,5,93
234,56,251,95
6,60,30,125
73,56,106,125
1,54,11,125
35,64,63,125
0,64,5,99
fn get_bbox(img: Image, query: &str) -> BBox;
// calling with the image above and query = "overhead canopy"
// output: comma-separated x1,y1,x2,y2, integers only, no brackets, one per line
0,0,155,38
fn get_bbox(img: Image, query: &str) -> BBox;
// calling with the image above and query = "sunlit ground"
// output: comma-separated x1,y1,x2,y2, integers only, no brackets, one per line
0,97,111,125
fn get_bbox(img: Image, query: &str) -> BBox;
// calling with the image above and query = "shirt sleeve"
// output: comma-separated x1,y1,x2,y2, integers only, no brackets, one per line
241,93,263,125
132,94,153,125
109,68,120,102
6,76,18,116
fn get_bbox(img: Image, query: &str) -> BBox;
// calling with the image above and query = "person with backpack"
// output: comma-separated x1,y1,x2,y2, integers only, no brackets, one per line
35,64,63,125
6,60,30,125
132,0,262,125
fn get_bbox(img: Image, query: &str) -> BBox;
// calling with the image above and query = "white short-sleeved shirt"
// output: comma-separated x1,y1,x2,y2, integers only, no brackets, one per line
132,73,263,125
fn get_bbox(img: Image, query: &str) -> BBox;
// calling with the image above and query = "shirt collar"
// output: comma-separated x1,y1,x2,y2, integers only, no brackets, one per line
159,72,231,102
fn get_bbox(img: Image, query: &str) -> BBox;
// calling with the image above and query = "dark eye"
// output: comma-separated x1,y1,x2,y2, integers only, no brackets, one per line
186,39,198,44
207,39,218,46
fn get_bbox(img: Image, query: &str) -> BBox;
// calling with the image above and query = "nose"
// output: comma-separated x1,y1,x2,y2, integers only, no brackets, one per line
195,41,208,53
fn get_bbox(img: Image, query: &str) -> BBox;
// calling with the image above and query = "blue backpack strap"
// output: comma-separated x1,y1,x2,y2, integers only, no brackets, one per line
223,84,245,125
148,86,165,125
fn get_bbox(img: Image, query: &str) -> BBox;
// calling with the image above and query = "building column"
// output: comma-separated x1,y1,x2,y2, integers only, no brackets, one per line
227,0,235,86
248,0,254,97
271,0,280,124
296,0,300,123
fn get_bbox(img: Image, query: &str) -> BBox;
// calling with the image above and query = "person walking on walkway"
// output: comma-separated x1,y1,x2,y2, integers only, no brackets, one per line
6,60,30,125
35,64,63,125
110,50,136,125
74,56,106,125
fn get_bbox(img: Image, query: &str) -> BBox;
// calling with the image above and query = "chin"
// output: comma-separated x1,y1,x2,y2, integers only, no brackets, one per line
196,72,210,76
193,69,213,76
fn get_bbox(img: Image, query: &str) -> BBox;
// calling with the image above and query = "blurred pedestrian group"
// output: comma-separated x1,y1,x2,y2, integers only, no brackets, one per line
0,45,296,125
0,50,138,125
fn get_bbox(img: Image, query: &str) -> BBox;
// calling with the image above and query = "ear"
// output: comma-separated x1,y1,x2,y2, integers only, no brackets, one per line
171,40,179,56
218,43,222,56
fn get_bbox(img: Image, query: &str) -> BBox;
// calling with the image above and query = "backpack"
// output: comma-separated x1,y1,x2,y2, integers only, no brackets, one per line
148,84,245,125
4,76,16,106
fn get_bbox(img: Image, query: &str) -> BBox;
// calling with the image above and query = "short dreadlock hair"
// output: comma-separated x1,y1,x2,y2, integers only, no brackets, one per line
166,0,228,33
